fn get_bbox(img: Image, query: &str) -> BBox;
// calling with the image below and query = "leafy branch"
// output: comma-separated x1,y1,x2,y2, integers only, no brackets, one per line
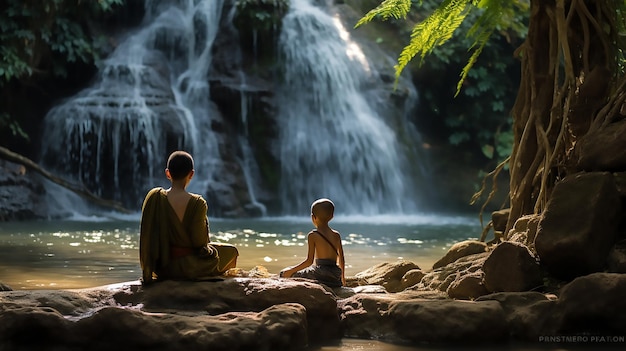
0,0,123,86
357,0,529,96
355,0,412,26
0,0,123,143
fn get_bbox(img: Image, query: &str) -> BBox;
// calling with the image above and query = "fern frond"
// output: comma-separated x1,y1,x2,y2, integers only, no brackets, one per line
395,0,472,77
456,29,491,95
455,0,504,95
360,0,518,92
355,0,412,28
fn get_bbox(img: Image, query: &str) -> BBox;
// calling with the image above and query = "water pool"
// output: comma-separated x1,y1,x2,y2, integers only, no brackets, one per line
0,213,479,290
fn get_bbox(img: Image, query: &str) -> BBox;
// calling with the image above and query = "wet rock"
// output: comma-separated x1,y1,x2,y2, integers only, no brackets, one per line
491,208,510,232
574,118,626,171
446,270,488,300
507,214,541,250
338,292,507,345
2,266,626,349
0,278,339,350
417,252,489,293
400,269,425,290
0,302,307,351
483,241,542,292
432,240,488,269
134,278,340,341
535,172,621,279
553,273,626,335
476,292,556,340
353,261,421,293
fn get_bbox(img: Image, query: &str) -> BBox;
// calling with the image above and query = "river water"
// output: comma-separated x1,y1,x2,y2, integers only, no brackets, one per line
0,213,478,290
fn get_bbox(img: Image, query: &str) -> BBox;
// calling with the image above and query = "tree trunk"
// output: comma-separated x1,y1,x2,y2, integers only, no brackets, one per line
0,146,132,214
505,0,620,236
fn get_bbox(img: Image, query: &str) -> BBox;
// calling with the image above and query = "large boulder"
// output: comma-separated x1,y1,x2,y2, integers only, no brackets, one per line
491,208,510,233
483,241,542,293
0,278,340,350
352,261,421,292
535,172,622,279
574,119,626,171
446,270,488,300
121,278,340,341
416,252,489,294
476,292,556,340
0,302,307,351
432,240,488,269
552,273,626,335
507,214,541,250
338,292,507,345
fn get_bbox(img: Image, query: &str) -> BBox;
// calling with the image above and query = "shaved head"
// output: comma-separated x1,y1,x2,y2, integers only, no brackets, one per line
311,198,334,222
166,151,194,180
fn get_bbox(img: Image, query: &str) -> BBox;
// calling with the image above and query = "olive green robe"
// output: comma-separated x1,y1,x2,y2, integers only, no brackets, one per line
139,187,237,283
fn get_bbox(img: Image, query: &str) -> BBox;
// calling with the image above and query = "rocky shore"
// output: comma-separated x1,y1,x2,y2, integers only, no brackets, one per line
1,264,625,350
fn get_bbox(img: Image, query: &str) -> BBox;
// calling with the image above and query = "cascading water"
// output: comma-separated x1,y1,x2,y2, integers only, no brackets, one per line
40,0,227,209
277,0,418,215
237,72,267,216
38,0,423,217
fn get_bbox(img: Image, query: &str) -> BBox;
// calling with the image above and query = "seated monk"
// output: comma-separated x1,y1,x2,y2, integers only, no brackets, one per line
140,151,238,284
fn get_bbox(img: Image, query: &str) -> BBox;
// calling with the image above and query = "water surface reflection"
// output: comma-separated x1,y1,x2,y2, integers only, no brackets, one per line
0,214,479,290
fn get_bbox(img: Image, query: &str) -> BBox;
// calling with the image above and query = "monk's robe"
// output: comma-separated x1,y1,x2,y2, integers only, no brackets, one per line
139,187,238,283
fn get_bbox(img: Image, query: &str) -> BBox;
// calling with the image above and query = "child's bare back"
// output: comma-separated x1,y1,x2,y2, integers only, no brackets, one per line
279,198,346,287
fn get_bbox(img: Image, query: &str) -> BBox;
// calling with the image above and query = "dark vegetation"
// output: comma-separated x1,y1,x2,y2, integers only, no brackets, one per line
0,0,142,157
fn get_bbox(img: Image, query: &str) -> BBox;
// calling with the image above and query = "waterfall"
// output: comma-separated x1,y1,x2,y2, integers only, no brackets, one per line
237,71,267,216
276,0,418,215
38,0,423,217
40,0,226,208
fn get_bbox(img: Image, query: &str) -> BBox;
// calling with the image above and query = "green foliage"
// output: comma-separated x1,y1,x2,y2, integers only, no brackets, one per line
355,0,413,25
358,0,529,95
494,129,513,163
235,0,290,31
399,0,472,83
0,113,29,141
358,0,528,162
0,48,32,81
0,0,122,143
0,0,123,85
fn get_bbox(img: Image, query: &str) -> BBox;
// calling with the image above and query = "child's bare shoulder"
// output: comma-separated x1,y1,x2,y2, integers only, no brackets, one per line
306,230,320,239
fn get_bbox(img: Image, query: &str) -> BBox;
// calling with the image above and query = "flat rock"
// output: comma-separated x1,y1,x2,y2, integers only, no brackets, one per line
0,278,339,350
338,291,507,345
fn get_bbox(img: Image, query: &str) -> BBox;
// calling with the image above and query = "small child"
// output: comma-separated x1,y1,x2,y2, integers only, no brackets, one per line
279,198,346,287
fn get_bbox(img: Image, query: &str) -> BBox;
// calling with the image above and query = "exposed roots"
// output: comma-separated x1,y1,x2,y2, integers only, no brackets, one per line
475,0,626,238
